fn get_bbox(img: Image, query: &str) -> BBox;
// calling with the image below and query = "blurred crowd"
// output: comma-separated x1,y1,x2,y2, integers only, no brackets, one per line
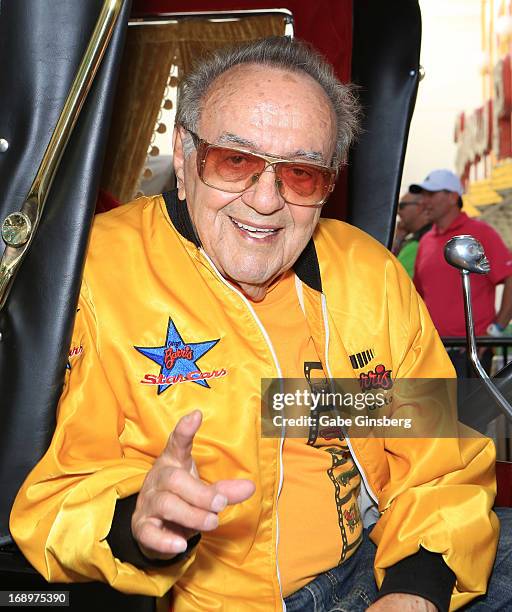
393,169,512,377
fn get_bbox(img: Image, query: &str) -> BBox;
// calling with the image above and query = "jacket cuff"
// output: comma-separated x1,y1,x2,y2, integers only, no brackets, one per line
377,547,456,612
106,494,201,569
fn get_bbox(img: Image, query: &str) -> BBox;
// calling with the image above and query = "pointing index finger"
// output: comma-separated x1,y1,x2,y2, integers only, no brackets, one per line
165,410,202,467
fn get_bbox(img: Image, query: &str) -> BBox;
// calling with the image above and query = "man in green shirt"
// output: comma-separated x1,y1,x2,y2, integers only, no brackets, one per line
392,191,431,277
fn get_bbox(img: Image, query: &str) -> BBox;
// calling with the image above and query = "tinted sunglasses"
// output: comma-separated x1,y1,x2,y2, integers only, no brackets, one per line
397,201,420,211
184,128,337,207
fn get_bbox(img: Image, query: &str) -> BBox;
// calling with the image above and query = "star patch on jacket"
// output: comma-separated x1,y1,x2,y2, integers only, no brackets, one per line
135,317,224,395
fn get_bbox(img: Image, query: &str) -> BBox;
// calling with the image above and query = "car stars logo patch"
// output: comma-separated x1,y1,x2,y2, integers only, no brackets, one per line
135,318,224,395
359,364,393,390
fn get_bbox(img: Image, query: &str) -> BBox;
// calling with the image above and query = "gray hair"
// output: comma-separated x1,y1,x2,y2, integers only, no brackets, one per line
175,36,361,168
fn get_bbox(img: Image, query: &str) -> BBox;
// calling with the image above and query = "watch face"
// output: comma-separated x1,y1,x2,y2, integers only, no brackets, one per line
1,212,32,247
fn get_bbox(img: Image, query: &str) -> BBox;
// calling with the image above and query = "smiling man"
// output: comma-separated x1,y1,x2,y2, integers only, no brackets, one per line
173,61,334,301
10,38,510,612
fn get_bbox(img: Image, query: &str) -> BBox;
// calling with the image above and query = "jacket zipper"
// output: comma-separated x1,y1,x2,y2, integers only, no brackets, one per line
320,294,379,506
199,249,287,611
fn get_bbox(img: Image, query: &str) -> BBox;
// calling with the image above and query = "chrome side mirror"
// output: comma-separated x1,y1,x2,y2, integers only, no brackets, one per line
444,234,490,274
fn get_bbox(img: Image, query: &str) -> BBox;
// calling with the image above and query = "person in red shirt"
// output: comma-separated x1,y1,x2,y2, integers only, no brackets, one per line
411,169,512,376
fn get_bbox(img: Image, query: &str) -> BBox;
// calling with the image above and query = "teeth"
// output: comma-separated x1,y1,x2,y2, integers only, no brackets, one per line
232,218,277,236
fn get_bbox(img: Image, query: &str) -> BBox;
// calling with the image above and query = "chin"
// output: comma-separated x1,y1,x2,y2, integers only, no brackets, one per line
226,267,276,287
230,272,274,287
220,258,277,284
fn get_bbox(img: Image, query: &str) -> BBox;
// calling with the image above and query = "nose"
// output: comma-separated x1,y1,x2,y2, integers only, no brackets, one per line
240,166,286,215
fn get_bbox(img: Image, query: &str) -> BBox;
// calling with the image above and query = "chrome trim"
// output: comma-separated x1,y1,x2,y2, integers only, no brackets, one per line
129,8,294,28
0,0,124,310
1,212,32,247
462,271,512,420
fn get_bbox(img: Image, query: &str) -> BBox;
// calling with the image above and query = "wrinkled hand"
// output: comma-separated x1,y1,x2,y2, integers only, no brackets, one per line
132,410,255,560
368,594,437,611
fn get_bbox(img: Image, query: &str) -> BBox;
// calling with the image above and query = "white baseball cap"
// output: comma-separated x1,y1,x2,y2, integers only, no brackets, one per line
409,169,463,196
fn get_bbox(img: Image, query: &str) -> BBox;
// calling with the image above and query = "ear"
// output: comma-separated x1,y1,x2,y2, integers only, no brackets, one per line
172,127,186,200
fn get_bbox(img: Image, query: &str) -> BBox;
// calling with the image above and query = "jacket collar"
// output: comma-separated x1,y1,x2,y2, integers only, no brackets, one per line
163,189,323,293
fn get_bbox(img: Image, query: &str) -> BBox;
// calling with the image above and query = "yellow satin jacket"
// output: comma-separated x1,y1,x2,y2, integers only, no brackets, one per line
10,192,498,611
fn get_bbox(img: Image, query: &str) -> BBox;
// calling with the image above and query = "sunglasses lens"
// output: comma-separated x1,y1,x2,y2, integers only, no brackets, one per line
201,145,333,206
277,163,332,206
398,202,416,211
203,147,265,192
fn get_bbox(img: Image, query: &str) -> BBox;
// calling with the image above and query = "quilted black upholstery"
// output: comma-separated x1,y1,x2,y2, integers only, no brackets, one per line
0,0,132,550
348,0,421,247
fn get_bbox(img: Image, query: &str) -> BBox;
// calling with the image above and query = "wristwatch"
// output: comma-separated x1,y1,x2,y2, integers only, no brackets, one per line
486,322,506,337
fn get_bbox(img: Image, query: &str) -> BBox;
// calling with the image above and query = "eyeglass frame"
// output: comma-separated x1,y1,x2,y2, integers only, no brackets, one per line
181,127,338,208
397,200,420,211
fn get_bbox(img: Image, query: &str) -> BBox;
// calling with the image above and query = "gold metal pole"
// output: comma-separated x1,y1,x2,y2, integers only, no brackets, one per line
489,0,497,167
0,0,124,310
490,0,495,92
482,0,487,101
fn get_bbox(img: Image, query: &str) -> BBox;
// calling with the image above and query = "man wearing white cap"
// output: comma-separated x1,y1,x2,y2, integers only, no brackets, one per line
411,169,512,375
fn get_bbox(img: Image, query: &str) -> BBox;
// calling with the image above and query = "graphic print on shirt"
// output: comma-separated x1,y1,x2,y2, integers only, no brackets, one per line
325,446,363,563
304,360,336,445
304,360,363,564
135,317,223,395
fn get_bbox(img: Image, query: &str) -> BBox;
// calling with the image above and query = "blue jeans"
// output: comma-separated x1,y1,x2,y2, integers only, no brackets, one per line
284,508,512,612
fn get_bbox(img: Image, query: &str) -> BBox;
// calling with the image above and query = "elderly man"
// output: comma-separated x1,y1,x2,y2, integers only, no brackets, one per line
10,38,509,611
